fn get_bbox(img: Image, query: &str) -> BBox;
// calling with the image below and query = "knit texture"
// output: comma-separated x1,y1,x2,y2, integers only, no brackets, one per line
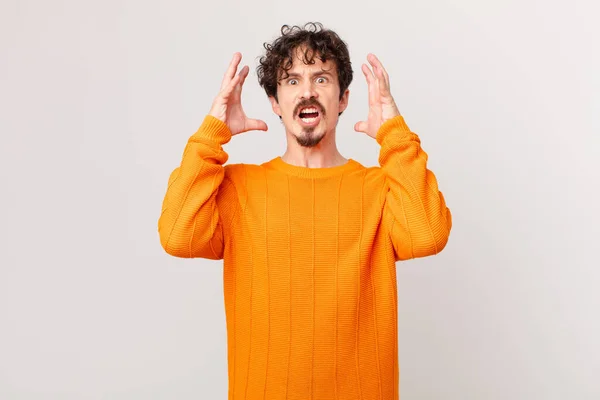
158,114,452,400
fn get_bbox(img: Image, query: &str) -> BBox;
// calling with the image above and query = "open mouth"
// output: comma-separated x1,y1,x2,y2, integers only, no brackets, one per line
297,107,321,126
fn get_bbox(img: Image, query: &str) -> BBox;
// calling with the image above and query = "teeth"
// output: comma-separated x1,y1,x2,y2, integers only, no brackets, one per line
300,107,318,114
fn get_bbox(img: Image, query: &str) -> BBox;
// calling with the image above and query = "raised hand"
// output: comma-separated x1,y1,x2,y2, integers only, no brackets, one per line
209,52,268,136
354,54,401,139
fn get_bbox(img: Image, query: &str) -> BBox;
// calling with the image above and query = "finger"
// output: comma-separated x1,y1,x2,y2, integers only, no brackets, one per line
368,54,390,95
362,63,379,106
354,120,367,133
245,118,268,132
235,65,250,93
220,72,243,99
362,62,374,83
368,53,389,78
374,65,389,96
220,52,242,90
367,54,390,88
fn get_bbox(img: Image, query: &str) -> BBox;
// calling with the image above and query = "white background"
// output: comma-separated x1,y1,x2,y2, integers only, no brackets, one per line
1,0,599,398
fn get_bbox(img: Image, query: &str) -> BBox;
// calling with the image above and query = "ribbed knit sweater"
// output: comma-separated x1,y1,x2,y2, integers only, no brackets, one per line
158,114,452,400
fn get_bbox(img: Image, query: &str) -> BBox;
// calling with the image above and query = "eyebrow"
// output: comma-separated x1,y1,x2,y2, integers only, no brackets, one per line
282,70,334,80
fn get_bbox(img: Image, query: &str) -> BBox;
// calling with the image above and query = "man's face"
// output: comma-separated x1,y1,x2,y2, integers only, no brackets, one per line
269,47,349,147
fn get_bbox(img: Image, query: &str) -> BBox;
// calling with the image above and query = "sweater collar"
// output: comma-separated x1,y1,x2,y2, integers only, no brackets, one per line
263,156,363,178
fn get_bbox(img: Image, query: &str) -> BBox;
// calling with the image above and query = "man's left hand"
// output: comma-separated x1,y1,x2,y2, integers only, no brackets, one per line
354,54,401,139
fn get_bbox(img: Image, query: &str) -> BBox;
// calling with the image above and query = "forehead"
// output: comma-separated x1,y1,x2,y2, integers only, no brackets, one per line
287,46,336,74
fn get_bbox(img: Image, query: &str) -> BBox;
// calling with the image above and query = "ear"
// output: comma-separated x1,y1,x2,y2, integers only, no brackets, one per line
269,96,281,117
338,89,350,114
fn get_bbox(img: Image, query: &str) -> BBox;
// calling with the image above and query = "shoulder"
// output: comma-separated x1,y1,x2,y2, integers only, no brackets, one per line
349,161,389,203
223,162,270,191
351,159,386,181
223,162,266,178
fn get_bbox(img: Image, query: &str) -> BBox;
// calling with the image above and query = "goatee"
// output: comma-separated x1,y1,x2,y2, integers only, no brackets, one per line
295,127,325,147
292,97,327,147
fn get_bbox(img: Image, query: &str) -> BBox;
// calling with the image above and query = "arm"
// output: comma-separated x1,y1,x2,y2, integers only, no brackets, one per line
158,52,267,259
353,53,451,260
158,115,234,259
377,116,452,260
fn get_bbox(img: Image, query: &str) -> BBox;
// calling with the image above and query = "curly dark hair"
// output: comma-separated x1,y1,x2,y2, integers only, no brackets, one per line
256,22,353,103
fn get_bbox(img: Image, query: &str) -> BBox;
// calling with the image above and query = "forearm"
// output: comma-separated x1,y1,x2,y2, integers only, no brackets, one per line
377,115,452,260
158,115,232,258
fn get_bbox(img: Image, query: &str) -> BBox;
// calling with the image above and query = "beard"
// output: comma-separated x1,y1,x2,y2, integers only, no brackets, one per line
294,126,325,147
292,98,327,147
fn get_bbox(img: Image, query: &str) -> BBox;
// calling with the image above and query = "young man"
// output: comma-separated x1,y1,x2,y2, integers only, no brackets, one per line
158,22,452,400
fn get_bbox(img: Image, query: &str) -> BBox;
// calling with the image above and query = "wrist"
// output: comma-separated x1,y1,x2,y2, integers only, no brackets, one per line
190,115,232,144
376,115,411,144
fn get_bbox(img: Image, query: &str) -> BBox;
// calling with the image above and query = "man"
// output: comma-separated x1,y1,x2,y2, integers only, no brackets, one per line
158,22,451,400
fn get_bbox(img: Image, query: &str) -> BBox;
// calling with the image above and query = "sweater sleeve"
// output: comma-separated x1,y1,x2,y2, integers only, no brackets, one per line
376,115,452,261
158,115,237,259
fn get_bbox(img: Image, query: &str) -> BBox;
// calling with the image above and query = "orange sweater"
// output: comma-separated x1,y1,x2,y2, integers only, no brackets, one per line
158,114,452,400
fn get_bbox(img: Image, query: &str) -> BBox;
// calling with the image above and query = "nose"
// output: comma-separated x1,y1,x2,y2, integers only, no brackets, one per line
299,79,319,100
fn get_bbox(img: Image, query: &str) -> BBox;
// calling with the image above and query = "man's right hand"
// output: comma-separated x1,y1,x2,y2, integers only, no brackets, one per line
208,52,268,136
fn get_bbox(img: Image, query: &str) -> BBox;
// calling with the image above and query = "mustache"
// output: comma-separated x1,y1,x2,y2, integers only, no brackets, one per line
294,98,326,116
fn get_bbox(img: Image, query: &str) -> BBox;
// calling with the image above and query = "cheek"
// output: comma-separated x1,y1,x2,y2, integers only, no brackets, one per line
283,101,296,119
324,100,339,117
278,92,295,115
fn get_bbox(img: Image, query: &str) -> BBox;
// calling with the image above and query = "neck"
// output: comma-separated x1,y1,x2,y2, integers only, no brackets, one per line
282,128,347,168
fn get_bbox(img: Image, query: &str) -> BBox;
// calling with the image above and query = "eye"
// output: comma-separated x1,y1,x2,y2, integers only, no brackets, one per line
288,79,298,85
316,77,328,84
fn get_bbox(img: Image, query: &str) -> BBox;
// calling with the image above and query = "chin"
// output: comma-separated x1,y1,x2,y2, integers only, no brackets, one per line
295,129,326,147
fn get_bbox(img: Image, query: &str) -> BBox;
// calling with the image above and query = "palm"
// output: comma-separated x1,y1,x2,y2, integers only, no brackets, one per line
354,54,400,139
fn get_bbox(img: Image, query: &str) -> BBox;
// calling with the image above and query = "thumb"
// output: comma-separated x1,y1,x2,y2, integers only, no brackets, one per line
354,121,367,133
246,118,268,132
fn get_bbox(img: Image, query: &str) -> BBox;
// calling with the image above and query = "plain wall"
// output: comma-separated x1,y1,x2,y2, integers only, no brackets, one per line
1,0,598,398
